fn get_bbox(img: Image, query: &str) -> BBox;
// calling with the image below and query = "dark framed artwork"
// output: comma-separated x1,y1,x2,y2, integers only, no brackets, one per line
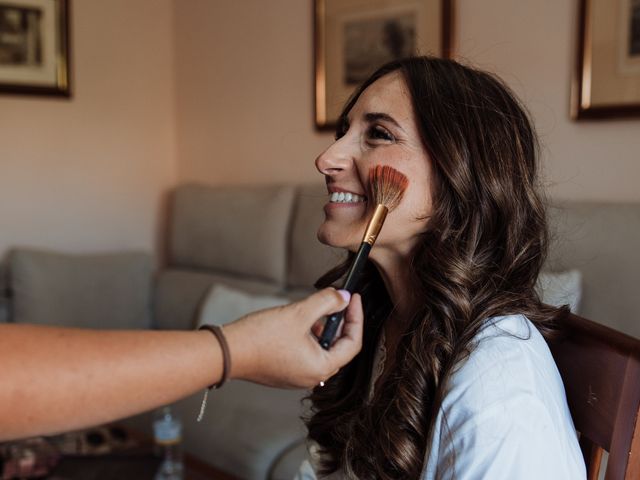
314,0,454,130
572,0,640,119
0,0,70,97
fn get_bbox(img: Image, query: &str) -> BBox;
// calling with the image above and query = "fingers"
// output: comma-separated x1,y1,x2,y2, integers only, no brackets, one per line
310,319,324,338
325,293,363,366
299,288,350,328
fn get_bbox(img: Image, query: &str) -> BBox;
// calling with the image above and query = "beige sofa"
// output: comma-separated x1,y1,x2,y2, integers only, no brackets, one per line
1,182,638,479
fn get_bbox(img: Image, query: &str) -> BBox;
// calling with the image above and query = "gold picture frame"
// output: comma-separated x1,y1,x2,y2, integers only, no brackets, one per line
572,0,640,119
0,0,71,97
314,0,454,130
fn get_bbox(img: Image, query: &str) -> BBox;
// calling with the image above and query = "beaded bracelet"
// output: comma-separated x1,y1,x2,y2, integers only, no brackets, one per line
196,324,231,422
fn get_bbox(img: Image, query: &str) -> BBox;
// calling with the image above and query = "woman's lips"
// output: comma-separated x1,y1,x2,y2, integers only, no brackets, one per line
323,199,367,216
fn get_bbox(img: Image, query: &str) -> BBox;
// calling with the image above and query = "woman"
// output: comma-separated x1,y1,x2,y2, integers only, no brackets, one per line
300,57,586,479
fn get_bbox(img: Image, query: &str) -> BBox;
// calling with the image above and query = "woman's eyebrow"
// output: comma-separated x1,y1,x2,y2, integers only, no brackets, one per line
364,112,405,132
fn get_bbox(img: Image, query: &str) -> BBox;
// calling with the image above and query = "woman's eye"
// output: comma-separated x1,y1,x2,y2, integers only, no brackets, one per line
367,125,394,142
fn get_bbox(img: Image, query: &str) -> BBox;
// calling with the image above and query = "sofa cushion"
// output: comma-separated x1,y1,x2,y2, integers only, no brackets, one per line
173,385,306,480
269,440,309,480
154,269,284,331
536,269,582,314
287,184,346,289
196,284,290,328
170,184,295,285
9,248,153,329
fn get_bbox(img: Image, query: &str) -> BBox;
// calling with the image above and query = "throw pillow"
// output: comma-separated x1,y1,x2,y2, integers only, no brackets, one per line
536,269,582,313
196,283,291,328
9,248,153,329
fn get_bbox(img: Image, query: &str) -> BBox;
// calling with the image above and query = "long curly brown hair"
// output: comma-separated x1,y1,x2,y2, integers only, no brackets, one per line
305,56,569,479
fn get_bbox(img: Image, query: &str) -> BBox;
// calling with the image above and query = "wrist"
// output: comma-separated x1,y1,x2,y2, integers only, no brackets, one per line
195,329,224,386
220,322,252,381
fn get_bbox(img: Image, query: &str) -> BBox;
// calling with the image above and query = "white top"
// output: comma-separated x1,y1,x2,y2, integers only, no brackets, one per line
296,314,586,480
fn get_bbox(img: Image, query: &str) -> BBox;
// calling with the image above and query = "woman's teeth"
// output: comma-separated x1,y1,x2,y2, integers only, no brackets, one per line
330,192,366,203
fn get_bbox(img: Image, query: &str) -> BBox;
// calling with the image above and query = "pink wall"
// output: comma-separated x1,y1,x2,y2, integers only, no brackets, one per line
174,0,640,202
2,0,638,261
173,0,332,186
0,0,176,258
456,0,640,202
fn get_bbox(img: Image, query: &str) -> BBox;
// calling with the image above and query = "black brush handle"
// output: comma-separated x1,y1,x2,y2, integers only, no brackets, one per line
319,242,372,349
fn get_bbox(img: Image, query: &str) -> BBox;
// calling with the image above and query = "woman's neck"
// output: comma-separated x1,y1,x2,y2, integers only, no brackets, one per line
370,252,416,378
371,252,416,323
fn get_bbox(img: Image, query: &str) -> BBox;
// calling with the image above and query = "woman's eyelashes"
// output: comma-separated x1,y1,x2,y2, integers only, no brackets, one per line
367,124,395,143
334,119,395,143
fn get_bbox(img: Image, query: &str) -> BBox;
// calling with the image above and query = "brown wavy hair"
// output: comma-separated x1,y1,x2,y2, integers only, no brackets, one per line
305,56,569,479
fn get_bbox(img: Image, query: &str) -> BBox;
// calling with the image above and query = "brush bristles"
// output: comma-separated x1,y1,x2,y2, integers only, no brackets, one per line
369,165,408,211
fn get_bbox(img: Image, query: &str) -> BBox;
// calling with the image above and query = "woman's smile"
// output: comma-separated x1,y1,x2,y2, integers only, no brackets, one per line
327,191,367,205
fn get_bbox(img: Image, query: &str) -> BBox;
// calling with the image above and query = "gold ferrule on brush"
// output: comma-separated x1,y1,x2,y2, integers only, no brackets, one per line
362,204,389,245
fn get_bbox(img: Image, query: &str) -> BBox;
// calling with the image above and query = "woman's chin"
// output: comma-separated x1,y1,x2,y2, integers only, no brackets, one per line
317,227,357,251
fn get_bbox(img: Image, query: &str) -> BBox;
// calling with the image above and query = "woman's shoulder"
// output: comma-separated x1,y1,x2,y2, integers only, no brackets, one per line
423,314,586,479
445,314,561,414
464,313,551,370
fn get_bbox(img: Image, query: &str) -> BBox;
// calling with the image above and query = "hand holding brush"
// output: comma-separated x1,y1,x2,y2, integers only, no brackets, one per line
319,165,408,349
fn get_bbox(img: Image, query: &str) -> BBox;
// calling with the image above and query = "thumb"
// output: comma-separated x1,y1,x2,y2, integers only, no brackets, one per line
324,293,363,367
298,288,350,327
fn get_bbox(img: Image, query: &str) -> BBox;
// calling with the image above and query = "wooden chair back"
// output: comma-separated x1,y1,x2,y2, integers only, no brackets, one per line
547,313,640,480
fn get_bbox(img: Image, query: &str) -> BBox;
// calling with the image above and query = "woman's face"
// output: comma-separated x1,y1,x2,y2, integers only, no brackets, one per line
316,72,433,259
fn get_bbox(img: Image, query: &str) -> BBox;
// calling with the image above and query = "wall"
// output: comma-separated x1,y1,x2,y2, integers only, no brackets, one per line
0,0,176,259
175,0,640,202
2,0,638,261
456,0,640,202
173,0,331,186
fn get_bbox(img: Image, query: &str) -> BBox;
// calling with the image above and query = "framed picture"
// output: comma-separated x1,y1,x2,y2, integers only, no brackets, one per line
314,0,454,130
572,0,640,119
0,0,70,97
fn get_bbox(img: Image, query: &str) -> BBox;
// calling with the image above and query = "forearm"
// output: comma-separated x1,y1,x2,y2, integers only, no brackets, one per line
0,324,223,441
0,288,363,441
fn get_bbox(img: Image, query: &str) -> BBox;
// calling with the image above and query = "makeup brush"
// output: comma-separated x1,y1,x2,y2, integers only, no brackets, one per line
319,165,409,350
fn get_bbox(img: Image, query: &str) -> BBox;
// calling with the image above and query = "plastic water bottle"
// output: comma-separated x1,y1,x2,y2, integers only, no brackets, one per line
153,406,184,480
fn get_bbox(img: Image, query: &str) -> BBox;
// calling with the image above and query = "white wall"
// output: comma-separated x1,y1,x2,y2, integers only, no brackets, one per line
0,0,176,258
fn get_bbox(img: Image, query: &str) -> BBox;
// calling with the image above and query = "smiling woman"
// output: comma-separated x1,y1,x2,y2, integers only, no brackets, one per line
316,71,433,264
299,56,587,479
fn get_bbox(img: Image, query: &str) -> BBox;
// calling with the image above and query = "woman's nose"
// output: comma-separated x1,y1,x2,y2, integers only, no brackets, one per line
315,139,355,176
